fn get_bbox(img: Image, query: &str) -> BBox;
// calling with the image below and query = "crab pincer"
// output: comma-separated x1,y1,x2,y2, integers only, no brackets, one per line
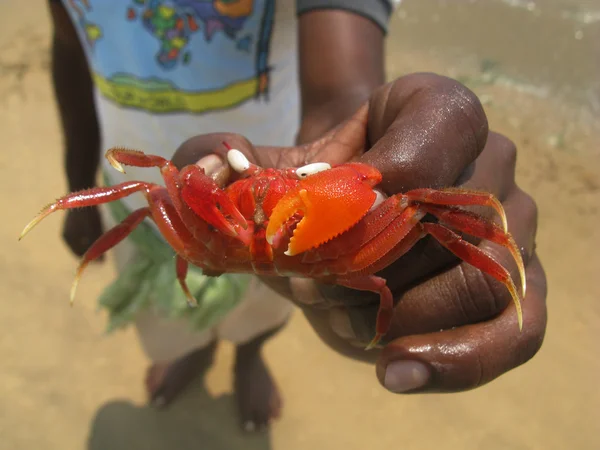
266,163,382,255
179,165,248,237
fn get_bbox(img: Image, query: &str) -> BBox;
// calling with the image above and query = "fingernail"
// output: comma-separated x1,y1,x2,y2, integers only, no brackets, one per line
384,360,430,393
197,154,224,175
329,308,355,340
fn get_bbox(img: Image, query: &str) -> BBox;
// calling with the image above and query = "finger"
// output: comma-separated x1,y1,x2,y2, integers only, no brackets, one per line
171,133,266,187
171,132,254,170
374,130,520,295
456,132,517,203
359,73,489,194
171,132,309,181
327,185,539,343
375,254,547,393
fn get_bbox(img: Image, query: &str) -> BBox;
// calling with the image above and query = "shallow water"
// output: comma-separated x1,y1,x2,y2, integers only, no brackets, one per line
389,0,600,114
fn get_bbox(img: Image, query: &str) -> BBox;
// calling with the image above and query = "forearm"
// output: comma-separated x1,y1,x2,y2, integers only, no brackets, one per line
50,3,100,191
295,9,386,145
293,6,389,359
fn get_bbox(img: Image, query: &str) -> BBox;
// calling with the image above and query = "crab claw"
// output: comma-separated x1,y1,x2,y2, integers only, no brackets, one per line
266,163,382,256
180,165,247,237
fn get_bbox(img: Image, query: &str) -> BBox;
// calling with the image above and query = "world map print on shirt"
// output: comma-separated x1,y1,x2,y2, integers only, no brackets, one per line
63,0,275,114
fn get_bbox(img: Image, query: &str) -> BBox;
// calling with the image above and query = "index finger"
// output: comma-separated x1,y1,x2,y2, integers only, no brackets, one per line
360,73,489,194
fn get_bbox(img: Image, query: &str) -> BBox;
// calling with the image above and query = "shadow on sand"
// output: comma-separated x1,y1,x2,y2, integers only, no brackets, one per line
86,379,272,450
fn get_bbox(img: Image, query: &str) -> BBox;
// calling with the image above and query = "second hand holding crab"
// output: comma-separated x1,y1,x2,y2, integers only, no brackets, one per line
20,143,526,350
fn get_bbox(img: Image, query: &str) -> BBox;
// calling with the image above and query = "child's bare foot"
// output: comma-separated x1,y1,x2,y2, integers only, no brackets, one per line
235,349,282,432
146,340,217,408
234,326,284,432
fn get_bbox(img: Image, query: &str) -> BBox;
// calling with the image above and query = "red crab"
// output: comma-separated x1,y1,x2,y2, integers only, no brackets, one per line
20,144,526,349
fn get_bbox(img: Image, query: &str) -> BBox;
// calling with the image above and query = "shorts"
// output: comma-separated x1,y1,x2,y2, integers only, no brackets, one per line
98,196,294,363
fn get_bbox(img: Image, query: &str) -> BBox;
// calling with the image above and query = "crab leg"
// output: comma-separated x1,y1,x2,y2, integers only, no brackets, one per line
406,187,508,232
326,204,428,350
19,181,153,240
321,196,524,350
335,275,395,351
106,147,247,250
422,222,523,330
176,256,197,307
70,207,151,305
106,148,185,209
419,204,526,298
336,223,427,350
350,217,523,350
20,178,213,306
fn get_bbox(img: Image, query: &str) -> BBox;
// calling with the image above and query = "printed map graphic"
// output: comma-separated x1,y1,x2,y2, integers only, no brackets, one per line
64,0,275,114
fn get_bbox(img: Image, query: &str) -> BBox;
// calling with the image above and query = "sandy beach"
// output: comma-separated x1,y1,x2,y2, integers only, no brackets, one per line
1,1,599,449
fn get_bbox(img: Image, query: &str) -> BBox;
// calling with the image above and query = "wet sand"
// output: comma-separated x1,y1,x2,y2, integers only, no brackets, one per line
1,1,599,449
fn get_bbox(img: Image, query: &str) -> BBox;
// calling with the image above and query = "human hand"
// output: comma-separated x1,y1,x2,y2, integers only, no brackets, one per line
62,206,104,259
171,73,547,394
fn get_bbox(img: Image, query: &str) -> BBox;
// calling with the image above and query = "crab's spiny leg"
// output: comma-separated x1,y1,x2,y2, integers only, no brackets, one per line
318,203,425,276
335,226,425,351
106,147,236,252
70,207,151,305
106,147,169,174
420,204,526,298
106,147,185,210
406,188,508,233
19,181,152,240
422,222,523,331
347,226,426,281
175,256,197,307
343,206,425,275
335,275,394,351
145,188,193,255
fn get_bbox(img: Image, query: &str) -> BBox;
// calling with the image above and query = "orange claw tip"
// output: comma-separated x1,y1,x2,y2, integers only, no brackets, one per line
69,261,89,307
365,334,383,351
506,277,524,332
18,203,54,241
180,283,199,307
106,150,126,174
491,196,508,233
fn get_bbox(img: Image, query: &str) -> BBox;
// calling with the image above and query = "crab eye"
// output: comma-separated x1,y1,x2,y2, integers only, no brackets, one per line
295,162,331,179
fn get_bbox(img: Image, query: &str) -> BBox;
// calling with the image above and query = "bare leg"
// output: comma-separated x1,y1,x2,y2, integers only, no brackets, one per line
234,324,285,432
146,322,285,429
147,340,218,409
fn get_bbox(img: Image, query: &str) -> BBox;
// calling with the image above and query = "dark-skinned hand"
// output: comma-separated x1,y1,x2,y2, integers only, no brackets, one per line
170,73,547,395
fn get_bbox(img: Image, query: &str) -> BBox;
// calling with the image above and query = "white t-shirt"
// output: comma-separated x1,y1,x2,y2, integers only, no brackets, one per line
59,0,398,214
